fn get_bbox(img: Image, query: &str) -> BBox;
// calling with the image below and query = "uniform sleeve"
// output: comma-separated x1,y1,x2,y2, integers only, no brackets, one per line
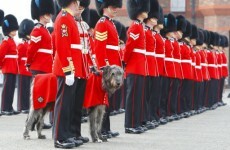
55,16,74,74
27,28,42,65
17,43,23,66
94,21,108,68
51,32,56,58
123,24,139,63
0,40,9,67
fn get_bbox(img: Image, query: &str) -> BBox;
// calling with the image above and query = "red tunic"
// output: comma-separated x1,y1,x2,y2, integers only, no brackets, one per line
154,32,165,76
17,40,32,76
190,49,196,80
145,26,158,77
199,50,210,81
195,50,202,82
0,36,18,74
180,42,192,80
53,10,87,78
207,50,218,79
94,16,121,68
163,38,175,78
172,39,183,79
124,20,147,76
216,51,223,78
27,23,53,73
221,51,228,77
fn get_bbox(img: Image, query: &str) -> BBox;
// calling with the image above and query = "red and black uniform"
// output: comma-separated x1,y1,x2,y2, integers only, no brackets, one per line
27,23,53,75
17,40,32,111
193,50,202,110
145,26,160,122
178,42,193,114
199,49,210,108
219,51,228,102
93,16,122,134
0,36,18,112
124,20,147,129
206,49,218,107
53,10,87,142
216,51,223,102
160,38,175,117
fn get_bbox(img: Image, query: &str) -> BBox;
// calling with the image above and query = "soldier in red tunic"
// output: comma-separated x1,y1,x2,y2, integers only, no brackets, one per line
52,0,89,148
94,0,122,138
124,0,150,134
178,20,193,118
17,19,34,113
0,14,20,115
143,0,161,129
0,9,4,44
159,13,176,122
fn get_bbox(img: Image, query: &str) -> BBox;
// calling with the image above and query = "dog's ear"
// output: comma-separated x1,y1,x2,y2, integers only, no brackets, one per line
102,66,110,76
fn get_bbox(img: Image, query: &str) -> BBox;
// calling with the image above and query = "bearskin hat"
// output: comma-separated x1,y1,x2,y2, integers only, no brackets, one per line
114,20,122,35
127,0,150,20
120,24,127,43
190,24,198,39
157,6,164,25
95,0,122,16
0,9,4,27
219,35,225,47
202,30,208,44
182,20,191,38
31,0,54,20
52,0,61,23
209,31,215,46
176,15,187,33
18,19,34,39
196,29,204,46
147,0,160,20
214,32,220,46
2,14,19,36
82,7,90,25
163,13,176,33
80,0,91,8
89,9,100,28
224,36,229,47
57,0,75,8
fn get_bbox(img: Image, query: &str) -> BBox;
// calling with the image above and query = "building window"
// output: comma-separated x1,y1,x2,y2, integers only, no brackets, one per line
171,0,186,12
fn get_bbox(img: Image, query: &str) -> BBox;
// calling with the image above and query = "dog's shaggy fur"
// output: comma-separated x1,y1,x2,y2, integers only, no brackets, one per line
23,80,54,140
89,65,124,143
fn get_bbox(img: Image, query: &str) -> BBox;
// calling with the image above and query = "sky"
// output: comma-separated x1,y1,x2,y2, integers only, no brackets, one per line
0,0,53,42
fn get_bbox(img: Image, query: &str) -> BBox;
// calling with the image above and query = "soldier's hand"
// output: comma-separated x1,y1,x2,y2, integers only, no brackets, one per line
65,74,75,86
90,66,100,76
25,64,31,72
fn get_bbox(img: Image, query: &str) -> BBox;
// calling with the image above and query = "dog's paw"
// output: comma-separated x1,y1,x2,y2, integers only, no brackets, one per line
23,135,30,140
93,139,102,143
38,135,46,139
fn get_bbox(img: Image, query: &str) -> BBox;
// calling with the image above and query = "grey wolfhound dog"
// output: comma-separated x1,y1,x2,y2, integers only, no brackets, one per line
89,65,124,143
23,74,56,140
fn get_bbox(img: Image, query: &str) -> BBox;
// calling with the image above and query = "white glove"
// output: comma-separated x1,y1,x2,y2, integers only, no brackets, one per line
65,74,75,86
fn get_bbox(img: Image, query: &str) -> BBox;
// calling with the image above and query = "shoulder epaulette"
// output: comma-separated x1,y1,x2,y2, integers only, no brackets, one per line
99,17,106,22
62,10,67,16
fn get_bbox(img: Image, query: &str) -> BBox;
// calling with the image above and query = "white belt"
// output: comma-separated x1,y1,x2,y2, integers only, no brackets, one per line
174,59,181,63
191,62,196,66
71,44,83,50
106,45,119,51
208,64,217,68
200,63,208,66
164,57,174,62
4,55,18,58
155,54,165,58
195,66,201,69
181,59,192,63
222,64,227,67
217,64,222,67
133,49,146,55
37,49,53,54
145,52,155,56
21,57,27,61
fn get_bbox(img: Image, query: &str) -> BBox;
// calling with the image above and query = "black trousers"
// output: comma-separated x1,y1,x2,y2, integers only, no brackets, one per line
168,78,180,115
179,79,193,113
53,77,86,141
1,73,16,112
193,81,202,110
147,76,162,121
199,81,207,108
109,87,123,112
207,79,218,107
17,75,32,111
125,74,145,128
219,78,225,102
160,77,173,117
120,79,127,109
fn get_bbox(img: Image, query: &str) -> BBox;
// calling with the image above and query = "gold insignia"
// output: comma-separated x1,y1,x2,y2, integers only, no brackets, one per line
95,31,108,41
61,24,68,37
